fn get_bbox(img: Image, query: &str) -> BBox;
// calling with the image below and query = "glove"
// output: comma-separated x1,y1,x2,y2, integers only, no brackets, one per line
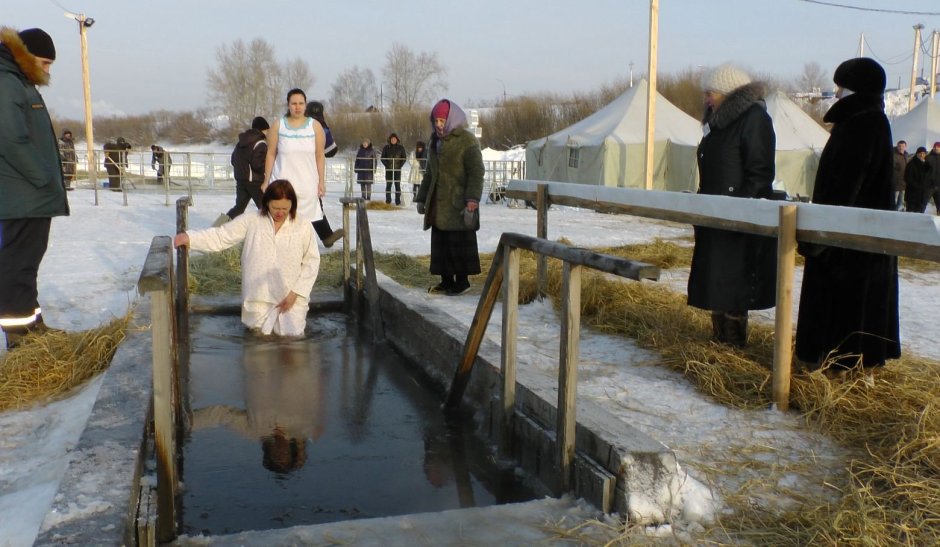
416,202,425,215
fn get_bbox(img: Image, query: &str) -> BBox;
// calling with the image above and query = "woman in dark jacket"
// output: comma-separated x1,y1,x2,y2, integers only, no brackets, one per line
381,133,407,205
687,64,777,347
795,57,900,370
414,99,485,296
903,146,931,213
354,138,377,200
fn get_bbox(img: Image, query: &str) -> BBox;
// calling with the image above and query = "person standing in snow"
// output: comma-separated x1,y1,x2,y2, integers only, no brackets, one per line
381,132,407,205
410,140,427,199
891,140,910,211
354,138,377,200
0,27,69,349
263,89,329,242
59,129,76,191
414,99,485,296
104,136,131,191
150,144,171,185
686,64,777,347
303,100,344,248
218,116,270,224
903,146,931,213
925,141,940,214
795,57,900,370
174,179,320,337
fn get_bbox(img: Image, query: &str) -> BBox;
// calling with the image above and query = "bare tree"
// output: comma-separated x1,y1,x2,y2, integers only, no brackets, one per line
329,66,378,113
800,61,828,94
381,43,447,110
207,38,314,129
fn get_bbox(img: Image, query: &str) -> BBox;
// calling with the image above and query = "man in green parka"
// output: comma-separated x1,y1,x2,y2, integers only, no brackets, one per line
0,27,69,349
415,99,485,296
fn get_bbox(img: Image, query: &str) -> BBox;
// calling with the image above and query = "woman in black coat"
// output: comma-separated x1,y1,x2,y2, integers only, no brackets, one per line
354,138,377,200
687,64,777,347
903,146,931,213
795,58,900,370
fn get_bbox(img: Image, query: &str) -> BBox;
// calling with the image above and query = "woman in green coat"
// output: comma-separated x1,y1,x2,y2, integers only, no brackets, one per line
414,99,485,296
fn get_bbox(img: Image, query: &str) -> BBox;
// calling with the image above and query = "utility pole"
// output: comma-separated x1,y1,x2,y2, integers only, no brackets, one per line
909,24,924,112
629,61,634,88
644,0,659,191
931,30,939,99
65,12,98,205
858,32,865,57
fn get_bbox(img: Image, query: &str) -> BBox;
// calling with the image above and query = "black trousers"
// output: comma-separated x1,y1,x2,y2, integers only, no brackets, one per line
0,218,50,328
226,180,264,219
105,162,121,188
385,169,402,204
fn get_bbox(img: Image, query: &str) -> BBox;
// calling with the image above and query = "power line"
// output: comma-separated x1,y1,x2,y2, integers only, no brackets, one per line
798,0,940,16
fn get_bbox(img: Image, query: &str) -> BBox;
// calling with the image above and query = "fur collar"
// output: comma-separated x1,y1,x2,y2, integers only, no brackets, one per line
823,92,884,125
703,82,767,130
0,27,50,86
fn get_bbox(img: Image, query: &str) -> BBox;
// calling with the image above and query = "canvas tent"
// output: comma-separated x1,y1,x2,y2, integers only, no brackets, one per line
890,95,940,150
525,79,701,191
764,90,830,198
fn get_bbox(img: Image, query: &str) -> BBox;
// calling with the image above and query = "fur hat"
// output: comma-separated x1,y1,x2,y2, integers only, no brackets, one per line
251,116,269,131
916,146,928,155
833,58,885,94
703,64,751,95
18,28,55,60
431,100,451,120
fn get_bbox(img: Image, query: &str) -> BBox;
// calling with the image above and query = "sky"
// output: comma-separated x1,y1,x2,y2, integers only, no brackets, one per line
4,0,940,120
0,158,938,543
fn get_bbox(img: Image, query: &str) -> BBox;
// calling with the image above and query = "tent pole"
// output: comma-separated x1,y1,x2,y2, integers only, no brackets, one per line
644,0,659,191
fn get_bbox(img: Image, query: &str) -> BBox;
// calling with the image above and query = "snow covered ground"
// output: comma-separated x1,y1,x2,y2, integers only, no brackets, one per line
1,181,937,546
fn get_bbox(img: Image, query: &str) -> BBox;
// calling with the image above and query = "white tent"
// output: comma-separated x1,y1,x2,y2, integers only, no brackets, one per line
524,79,701,191
890,95,940,150
764,90,830,198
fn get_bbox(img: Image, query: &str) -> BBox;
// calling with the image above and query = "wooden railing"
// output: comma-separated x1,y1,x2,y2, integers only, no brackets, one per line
443,232,660,492
340,197,384,341
136,236,180,543
505,180,940,411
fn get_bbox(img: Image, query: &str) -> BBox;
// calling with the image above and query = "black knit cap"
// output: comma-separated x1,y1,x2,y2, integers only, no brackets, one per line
19,28,56,60
251,116,269,130
833,57,886,94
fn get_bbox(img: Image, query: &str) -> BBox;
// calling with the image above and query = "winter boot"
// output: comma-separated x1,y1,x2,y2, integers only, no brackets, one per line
724,312,748,348
211,213,231,227
3,326,28,350
313,215,344,248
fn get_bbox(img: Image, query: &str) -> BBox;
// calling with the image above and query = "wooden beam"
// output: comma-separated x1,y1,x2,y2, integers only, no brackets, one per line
499,247,520,458
557,262,582,492
773,205,797,411
537,184,549,299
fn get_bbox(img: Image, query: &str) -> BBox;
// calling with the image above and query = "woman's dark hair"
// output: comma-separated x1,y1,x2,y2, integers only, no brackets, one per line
304,100,325,123
260,179,298,219
286,88,306,103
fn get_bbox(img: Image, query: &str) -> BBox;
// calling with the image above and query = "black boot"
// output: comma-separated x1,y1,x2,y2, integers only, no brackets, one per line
429,275,455,294
312,215,344,248
3,326,28,349
724,312,748,348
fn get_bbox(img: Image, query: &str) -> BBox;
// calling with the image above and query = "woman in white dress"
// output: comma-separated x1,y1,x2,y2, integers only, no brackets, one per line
174,180,320,336
262,88,326,224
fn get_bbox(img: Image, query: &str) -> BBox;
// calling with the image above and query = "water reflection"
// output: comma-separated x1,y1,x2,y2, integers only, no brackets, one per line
192,338,326,474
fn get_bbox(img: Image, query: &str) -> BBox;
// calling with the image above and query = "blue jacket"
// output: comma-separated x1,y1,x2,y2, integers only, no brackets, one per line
0,28,68,220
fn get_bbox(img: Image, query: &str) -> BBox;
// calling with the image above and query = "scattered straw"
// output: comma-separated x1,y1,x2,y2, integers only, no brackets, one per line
0,316,129,412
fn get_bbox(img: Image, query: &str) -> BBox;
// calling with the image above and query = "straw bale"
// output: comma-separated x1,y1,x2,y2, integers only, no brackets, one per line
0,317,128,412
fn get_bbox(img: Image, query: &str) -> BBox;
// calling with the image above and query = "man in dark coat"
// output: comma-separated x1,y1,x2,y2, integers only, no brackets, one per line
150,144,171,185
687,64,777,347
795,57,900,370
104,136,130,191
381,132,407,205
903,146,931,213
925,141,940,214
0,27,69,349
221,116,269,224
59,129,76,190
891,140,910,211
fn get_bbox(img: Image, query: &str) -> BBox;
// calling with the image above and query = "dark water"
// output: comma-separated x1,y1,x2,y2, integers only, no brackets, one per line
180,313,534,536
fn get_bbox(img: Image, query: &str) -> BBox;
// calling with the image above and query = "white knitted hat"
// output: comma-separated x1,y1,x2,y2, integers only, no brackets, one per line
703,64,751,95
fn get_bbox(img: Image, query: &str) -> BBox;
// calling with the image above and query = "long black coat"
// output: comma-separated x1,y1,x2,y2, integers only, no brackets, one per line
687,83,777,312
904,158,931,213
795,92,900,368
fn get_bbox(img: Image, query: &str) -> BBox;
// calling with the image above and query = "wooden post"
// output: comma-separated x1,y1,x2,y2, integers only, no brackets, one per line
773,205,797,411
342,200,352,307
138,237,178,543
644,0,659,190
356,203,384,342
557,262,582,492
499,246,520,458
76,15,98,205
536,184,549,298
174,197,192,434
444,247,506,411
